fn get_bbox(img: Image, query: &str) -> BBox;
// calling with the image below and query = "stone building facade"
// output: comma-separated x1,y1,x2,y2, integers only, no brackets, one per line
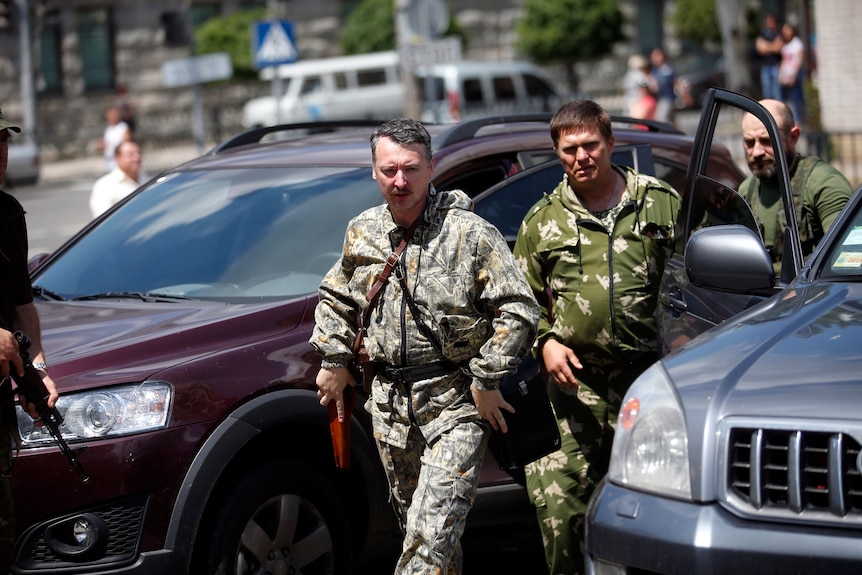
6,1,840,165
0,0,671,161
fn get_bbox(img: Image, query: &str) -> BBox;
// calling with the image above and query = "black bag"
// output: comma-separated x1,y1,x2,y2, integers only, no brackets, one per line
489,355,561,471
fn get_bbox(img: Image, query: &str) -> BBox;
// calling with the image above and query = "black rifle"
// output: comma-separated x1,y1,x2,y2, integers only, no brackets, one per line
11,331,89,483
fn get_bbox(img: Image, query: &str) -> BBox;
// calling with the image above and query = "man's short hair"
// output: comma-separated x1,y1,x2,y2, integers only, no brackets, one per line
550,100,613,146
370,118,433,164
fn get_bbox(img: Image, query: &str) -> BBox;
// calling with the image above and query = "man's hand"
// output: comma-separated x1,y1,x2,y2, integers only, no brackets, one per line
541,338,583,389
471,386,514,433
18,372,59,424
0,329,23,378
316,366,354,423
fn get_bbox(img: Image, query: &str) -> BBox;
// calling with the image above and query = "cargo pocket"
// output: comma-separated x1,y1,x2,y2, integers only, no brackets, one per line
437,315,493,363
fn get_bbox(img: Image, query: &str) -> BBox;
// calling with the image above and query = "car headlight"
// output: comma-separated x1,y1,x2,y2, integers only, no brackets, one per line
608,363,691,499
16,382,171,446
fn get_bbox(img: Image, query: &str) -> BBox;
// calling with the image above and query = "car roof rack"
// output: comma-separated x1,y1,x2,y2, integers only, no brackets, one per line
612,115,685,135
434,114,553,149
209,120,386,154
211,112,686,156
434,112,684,149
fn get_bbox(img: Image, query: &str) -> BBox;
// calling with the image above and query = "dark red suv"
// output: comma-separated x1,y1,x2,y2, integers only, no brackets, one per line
11,115,744,574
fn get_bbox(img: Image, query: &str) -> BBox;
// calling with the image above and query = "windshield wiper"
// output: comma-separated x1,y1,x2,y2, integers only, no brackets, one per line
72,291,197,302
33,285,67,301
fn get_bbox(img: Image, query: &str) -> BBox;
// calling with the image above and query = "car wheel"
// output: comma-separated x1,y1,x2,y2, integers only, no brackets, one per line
199,459,352,575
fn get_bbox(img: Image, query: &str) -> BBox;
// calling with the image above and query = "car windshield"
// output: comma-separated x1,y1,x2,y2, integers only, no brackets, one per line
34,166,382,302
821,199,862,280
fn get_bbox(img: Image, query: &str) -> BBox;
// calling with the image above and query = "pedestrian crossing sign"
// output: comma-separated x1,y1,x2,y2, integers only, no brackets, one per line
253,20,298,69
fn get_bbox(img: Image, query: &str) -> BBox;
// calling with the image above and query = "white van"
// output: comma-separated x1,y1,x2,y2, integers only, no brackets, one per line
241,51,402,128
241,51,561,128
417,60,562,123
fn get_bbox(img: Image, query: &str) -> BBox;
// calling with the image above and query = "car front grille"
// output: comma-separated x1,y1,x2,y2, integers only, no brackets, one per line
720,420,862,527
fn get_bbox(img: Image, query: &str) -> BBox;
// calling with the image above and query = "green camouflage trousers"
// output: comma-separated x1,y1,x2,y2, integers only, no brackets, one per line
377,419,488,575
525,367,639,575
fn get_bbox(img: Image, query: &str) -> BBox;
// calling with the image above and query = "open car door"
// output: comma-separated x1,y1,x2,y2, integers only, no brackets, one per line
658,88,802,355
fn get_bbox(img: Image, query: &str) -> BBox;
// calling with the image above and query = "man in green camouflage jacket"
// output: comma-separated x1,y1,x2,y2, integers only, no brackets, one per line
311,118,539,574
513,100,681,575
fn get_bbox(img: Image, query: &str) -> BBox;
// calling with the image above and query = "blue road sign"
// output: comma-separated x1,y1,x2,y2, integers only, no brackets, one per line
253,20,298,69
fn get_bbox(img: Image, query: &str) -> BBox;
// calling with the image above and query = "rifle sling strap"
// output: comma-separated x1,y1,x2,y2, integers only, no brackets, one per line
361,218,421,326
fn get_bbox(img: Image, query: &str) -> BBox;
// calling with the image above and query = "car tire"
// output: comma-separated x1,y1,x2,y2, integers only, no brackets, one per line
198,458,352,575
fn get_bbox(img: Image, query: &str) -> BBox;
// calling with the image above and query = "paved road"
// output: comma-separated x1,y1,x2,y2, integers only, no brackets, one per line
356,523,547,574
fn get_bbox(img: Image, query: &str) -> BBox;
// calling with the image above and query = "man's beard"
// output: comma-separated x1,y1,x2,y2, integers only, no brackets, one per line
752,161,778,181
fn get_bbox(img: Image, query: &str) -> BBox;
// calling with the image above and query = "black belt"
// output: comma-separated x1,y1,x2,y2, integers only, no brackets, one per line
375,360,457,384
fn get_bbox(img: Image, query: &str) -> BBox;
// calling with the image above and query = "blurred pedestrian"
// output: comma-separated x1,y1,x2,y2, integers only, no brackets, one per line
623,54,652,117
629,78,657,124
755,12,784,100
96,106,131,173
778,23,806,126
89,140,144,218
0,108,59,573
649,47,676,124
114,84,137,135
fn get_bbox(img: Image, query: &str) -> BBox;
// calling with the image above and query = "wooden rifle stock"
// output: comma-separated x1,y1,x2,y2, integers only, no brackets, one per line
325,218,418,470
328,382,354,469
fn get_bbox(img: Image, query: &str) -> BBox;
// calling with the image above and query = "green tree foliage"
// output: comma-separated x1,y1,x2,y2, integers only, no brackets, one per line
340,0,467,55
670,0,721,45
195,8,267,78
517,0,624,64
340,0,396,54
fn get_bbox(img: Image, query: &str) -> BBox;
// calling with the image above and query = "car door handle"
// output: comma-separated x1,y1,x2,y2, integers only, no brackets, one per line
661,289,687,314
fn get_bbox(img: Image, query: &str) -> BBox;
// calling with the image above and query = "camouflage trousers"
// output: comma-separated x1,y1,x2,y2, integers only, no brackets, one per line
376,419,488,575
524,366,640,575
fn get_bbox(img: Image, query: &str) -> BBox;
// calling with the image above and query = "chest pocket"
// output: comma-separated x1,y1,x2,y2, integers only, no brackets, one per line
437,314,493,363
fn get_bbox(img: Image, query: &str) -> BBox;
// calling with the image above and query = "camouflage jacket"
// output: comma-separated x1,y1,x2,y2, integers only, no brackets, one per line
311,186,539,446
739,154,853,264
513,165,680,382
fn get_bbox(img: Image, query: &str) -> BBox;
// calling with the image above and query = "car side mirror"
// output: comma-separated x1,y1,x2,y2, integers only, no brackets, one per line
685,225,775,293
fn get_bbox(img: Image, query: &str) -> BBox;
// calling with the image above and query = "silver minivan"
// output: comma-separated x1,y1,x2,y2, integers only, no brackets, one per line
242,52,562,128
417,59,561,123
241,51,402,127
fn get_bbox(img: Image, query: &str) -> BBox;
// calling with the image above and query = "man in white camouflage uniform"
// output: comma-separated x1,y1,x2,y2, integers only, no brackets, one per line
312,118,539,574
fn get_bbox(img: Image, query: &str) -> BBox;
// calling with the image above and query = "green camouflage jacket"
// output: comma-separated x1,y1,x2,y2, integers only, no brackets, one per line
739,154,853,264
513,165,680,380
311,186,539,446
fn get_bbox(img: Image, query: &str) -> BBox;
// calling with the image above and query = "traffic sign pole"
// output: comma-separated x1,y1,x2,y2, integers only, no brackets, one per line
253,20,298,127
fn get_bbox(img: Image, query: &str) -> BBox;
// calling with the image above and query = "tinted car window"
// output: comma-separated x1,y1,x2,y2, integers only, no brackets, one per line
35,167,382,301
822,204,862,278
492,76,517,101
357,68,387,87
462,78,483,103
300,76,323,95
474,161,562,244
523,73,555,98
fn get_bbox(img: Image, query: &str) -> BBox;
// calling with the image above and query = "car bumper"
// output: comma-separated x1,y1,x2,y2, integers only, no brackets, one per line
585,478,862,575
